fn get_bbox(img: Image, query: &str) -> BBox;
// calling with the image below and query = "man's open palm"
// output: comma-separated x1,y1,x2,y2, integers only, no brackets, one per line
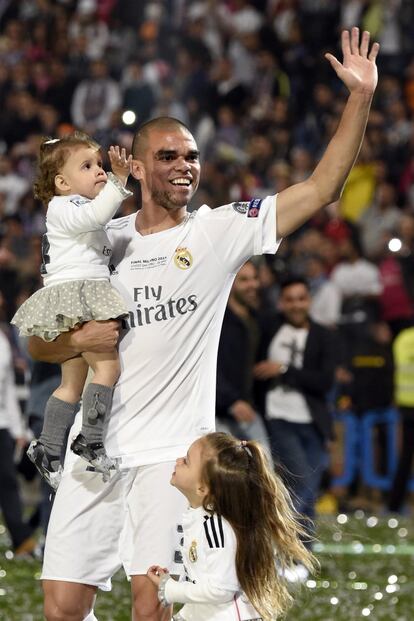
325,27,379,96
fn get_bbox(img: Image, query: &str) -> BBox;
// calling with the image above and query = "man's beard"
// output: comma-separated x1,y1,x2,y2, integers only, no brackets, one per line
234,289,258,310
152,188,191,211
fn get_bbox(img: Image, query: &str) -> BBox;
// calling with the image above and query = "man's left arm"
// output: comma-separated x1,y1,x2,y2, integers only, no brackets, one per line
276,28,379,238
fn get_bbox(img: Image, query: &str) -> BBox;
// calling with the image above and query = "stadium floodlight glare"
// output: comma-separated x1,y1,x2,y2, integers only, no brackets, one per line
122,110,136,126
388,238,402,252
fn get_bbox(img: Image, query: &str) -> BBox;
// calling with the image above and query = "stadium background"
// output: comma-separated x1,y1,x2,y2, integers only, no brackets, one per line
0,1,414,619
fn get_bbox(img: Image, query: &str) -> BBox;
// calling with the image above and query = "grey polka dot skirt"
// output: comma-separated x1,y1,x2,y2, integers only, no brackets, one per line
11,280,128,342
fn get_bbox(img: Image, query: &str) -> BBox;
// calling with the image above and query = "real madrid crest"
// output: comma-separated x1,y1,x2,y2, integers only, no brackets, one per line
189,540,198,562
174,247,193,270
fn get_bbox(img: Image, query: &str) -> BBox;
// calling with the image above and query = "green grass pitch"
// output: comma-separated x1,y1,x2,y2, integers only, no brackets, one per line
0,513,413,620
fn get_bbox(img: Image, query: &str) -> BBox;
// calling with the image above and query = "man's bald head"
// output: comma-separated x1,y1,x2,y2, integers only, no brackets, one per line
132,117,193,160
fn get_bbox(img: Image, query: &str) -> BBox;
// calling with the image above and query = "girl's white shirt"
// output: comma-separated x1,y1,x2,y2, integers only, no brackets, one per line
42,174,131,286
162,506,261,621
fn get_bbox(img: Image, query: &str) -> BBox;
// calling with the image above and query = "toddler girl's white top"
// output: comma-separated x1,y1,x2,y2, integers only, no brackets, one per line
42,174,131,286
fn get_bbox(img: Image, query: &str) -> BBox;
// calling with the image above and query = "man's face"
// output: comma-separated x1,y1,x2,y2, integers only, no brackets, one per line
134,128,200,211
231,262,259,310
279,283,311,328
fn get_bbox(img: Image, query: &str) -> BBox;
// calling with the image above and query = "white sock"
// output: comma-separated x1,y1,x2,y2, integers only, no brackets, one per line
83,612,98,621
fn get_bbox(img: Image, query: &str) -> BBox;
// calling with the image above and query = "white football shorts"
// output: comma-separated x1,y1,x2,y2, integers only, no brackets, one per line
41,457,186,591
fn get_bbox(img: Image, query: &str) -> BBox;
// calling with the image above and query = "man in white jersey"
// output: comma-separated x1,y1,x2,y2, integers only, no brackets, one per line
29,29,378,621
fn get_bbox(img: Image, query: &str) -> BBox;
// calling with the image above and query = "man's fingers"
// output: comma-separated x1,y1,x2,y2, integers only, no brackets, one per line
368,41,380,62
324,53,341,74
350,26,360,55
341,29,351,57
360,30,370,57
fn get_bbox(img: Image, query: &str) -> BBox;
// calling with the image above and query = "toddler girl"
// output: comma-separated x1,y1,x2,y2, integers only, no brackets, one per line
12,132,132,489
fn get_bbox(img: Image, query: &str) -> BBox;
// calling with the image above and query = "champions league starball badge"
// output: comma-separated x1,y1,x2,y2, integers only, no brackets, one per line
232,201,249,214
189,540,198,562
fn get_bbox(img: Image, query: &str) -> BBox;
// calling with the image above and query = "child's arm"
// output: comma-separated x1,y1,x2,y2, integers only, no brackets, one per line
147,519,240,607
158,573,236,607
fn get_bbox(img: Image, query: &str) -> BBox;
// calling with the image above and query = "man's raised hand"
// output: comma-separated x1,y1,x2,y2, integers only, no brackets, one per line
325,27,379,96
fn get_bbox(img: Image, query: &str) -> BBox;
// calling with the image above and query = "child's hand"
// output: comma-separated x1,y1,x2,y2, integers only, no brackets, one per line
147,565,169,587
108,145,132,186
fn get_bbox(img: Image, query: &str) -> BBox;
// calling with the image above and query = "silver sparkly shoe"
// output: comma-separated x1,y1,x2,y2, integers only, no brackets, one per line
70,433,120,481
26,439,62,491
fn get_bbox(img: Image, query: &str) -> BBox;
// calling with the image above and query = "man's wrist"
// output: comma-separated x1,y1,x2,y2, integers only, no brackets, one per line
348,89,374,104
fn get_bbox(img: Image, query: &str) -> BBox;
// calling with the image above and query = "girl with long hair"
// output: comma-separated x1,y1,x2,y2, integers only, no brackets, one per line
147,432,317,620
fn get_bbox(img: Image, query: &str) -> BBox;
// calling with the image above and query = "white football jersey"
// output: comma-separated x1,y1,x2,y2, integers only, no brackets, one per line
164,506,262,620
68,196,279,468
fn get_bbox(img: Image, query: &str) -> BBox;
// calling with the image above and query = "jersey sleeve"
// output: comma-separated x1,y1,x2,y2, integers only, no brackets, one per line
197,195,281,273
47,174,132,235
163,516,239,605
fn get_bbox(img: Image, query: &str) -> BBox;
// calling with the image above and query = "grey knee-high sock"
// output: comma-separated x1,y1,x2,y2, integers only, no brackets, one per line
80,383,113,445
39,396,79,458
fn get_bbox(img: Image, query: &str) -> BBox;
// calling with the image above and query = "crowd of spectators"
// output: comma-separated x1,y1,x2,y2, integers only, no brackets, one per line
1,0,414,513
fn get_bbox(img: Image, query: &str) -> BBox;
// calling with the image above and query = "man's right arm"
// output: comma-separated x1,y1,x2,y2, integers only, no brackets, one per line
27,320,120,363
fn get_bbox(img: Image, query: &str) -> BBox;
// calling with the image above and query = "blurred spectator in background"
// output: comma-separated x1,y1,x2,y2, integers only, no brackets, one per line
0,248,20,321
71,59,121,134
43,60,77,125
254,276,336,531
304,253,341,329
0,153,30,215
121,59,157,127
331,233,382,329
388,324,414,513
3,90,41,148
152,80,189,125
339,141,376,223
335,319,394,506
0,327,34,556
68,0,110,63
359,180,402,260
216,260,271,454
337,320,394,416
378,224,414,338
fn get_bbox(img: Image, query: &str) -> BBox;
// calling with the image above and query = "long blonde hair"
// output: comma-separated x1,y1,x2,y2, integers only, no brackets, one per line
200,432,317,620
